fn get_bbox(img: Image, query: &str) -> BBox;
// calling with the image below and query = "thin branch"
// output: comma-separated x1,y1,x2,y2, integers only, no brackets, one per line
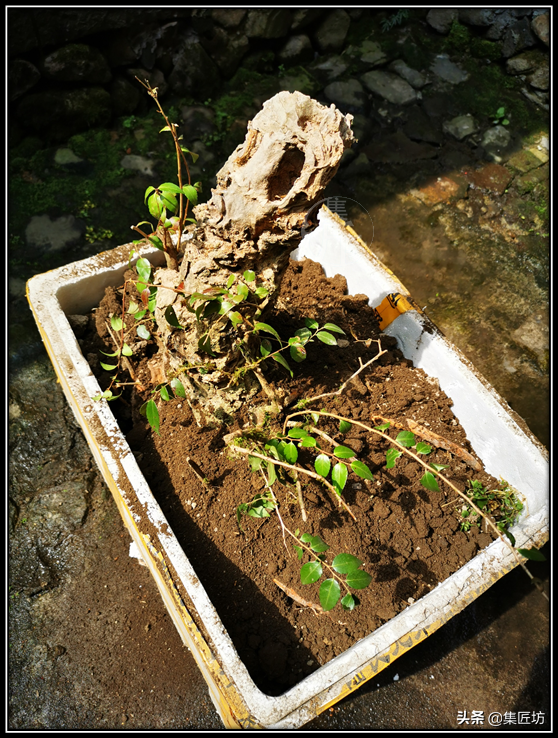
287,409,547,599
230,444,357,522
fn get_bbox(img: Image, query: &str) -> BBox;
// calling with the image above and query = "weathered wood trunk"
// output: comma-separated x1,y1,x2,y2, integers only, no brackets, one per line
148,91,354,424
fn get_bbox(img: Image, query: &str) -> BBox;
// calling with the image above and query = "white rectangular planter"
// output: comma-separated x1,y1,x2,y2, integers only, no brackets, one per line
26,208,549,729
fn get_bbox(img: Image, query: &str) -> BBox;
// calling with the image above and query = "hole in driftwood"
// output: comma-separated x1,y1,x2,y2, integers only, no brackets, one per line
267,145,305,201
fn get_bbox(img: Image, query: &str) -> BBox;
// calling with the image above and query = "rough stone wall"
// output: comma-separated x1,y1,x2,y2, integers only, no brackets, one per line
8,8,550,143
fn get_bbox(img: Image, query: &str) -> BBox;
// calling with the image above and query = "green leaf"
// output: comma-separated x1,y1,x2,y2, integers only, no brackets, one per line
420,471,440,492
288,428,309,439
375,422,390,431
308,535,329,553
165,305,182,328
137,324,151,340
333,445,354,459
254,286,268,299
322,323,345,335
266,461,277,486
351,460,373,480
332,553,363,574
136,257,152,283
243,269,255,282
283,442,298,465
300,561,322,584
145,399,160,435
294,327,312,344
236,282,249,301
100,361,118,371
517,548,546,562
346,569,372,590
300,436,317,448
294,545,304,560
314,454,331,478
272,352,293,377
504,530,516,547
386,448,402,469
339,419,352,433
122,343,133,357
147,234,164,251
304,318,319,330
415,441,432,455
319,579,341,611
247,455,262,472
290,344,307,363
100,349,119,357
180,147,199,163
127,301,139,314
341,593,355,610
226,274,236,289
331,463,348,494
316,330,337,346
158,182,183,194
134,309,147,321
430,463,449,472
198,334,214,356
254,322,281,342
396,430,416,448
170,377,186,398
182,184,198,206
160,386,171,401
110,315,123,331
229,311,243,328
259,339,272,357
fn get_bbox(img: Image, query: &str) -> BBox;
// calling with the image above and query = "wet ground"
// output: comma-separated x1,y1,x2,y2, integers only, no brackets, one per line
8,26,549,731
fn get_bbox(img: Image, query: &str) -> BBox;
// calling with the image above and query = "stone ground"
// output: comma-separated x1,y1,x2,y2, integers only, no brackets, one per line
8,12,550,728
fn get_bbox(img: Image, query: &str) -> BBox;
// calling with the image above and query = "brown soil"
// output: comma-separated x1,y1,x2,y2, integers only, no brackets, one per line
81,258,501,696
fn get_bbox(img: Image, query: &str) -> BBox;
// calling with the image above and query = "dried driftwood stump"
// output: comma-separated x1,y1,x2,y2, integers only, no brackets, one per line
149,91,354,424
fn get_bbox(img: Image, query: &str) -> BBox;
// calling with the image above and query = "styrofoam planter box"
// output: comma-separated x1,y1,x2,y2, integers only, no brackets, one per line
26,208,549,729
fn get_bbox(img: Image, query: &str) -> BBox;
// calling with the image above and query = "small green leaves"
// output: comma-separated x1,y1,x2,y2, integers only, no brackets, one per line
345,568,372,589
333,445,354,459
332,553,363,574
135,257,152,283
415,441,432,455
322,323,345,335
420,471,440,492
272,352,293,377
300,561,322,584
518,548,546,562
141,399,160,434
319,579,341,611
110,315,123,331
316,331,337,346
170,377,186,397
181,184,198,206
100,361,118,371
295,533,371,612
136,324,151,340
243,269,255,282
314,454,331,478
331,462,348,494
254,322,281,342
339,419,352,433
386,448,403,468
300,533,329,553
351,459,373,480
396,430,416,447
165,305,182,328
